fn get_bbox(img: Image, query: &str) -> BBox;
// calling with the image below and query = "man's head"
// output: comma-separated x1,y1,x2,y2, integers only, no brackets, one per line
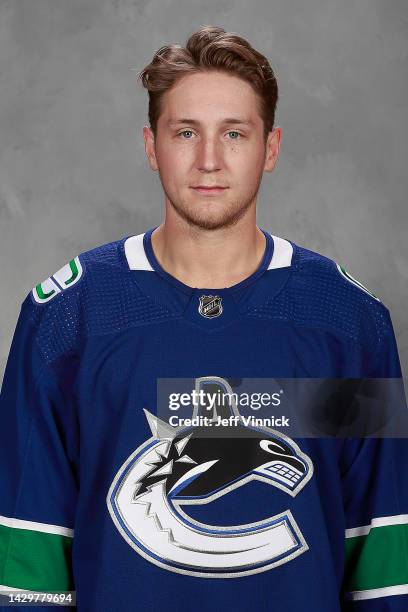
138,26,281,231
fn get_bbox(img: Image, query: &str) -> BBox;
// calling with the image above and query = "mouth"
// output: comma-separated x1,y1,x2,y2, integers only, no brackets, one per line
191,186,229,196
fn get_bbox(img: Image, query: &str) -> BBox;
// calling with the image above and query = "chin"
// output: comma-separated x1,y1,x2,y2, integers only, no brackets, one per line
170,194,250,230
186,211,246,231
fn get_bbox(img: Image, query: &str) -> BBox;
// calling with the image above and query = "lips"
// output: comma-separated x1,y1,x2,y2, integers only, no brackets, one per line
191,186,228,195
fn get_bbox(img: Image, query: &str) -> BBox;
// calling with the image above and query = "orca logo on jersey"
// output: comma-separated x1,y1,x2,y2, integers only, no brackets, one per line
198,295,223,318
106,376,314,578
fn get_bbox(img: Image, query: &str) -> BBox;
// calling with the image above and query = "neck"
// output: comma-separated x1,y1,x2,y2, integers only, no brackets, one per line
150,215,266,289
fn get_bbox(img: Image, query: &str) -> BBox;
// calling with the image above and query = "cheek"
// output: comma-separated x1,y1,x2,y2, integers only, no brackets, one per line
162,147,192,175
156,148,185,180
227,143,263,167
233,155,262,182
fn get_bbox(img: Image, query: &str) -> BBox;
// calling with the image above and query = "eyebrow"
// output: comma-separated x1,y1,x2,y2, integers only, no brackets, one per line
167,118,255,127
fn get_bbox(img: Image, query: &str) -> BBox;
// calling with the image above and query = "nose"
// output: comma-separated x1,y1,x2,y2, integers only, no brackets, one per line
196,136,223,172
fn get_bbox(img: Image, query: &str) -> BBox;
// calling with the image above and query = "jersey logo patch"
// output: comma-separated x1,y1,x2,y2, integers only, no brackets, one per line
336,263,380,302
198,295,223,318
32,257,83,304
107,376,314,578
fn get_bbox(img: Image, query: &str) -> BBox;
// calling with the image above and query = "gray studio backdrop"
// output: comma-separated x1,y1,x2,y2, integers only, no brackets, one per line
0,0,407,384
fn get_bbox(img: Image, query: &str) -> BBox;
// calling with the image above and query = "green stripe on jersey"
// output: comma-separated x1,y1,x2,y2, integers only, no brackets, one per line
336,263,380,301
344,522,408,593
0,524,73,591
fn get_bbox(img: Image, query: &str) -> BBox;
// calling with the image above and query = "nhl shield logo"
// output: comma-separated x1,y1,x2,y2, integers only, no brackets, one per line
198,295,223,318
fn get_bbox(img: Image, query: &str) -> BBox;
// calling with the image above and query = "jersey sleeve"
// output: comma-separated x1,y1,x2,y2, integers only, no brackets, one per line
0,292,79,602
341,307,408,610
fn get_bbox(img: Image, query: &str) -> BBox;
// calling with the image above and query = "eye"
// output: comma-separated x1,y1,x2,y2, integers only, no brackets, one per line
227,131,242,139
178,130,195,139
260,439,287,454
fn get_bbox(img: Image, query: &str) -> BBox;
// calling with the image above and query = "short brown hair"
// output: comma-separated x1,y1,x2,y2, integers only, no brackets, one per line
138,25,279,141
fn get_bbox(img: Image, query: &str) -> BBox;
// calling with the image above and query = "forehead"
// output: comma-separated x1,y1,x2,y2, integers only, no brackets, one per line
160,71,262,124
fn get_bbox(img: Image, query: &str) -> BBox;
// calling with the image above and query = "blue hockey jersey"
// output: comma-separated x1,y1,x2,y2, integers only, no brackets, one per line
1,227,407,611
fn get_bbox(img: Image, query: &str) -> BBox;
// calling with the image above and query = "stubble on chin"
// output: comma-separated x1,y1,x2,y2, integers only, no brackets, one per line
167,191,256,231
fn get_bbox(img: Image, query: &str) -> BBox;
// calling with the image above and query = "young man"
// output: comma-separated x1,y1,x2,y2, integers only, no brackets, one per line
0,25,407,611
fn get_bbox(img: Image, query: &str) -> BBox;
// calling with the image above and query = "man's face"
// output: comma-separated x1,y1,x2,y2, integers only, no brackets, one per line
143,70,280,230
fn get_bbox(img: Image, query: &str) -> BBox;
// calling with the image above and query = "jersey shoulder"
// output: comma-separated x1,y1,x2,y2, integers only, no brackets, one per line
21,233,175,368
30,237,125,306
287,240,391,350
292,241,381,302
21,236,129,367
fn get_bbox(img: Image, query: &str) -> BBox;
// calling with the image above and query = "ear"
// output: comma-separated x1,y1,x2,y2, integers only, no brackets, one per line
143,125,159,171
264,126,281,173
